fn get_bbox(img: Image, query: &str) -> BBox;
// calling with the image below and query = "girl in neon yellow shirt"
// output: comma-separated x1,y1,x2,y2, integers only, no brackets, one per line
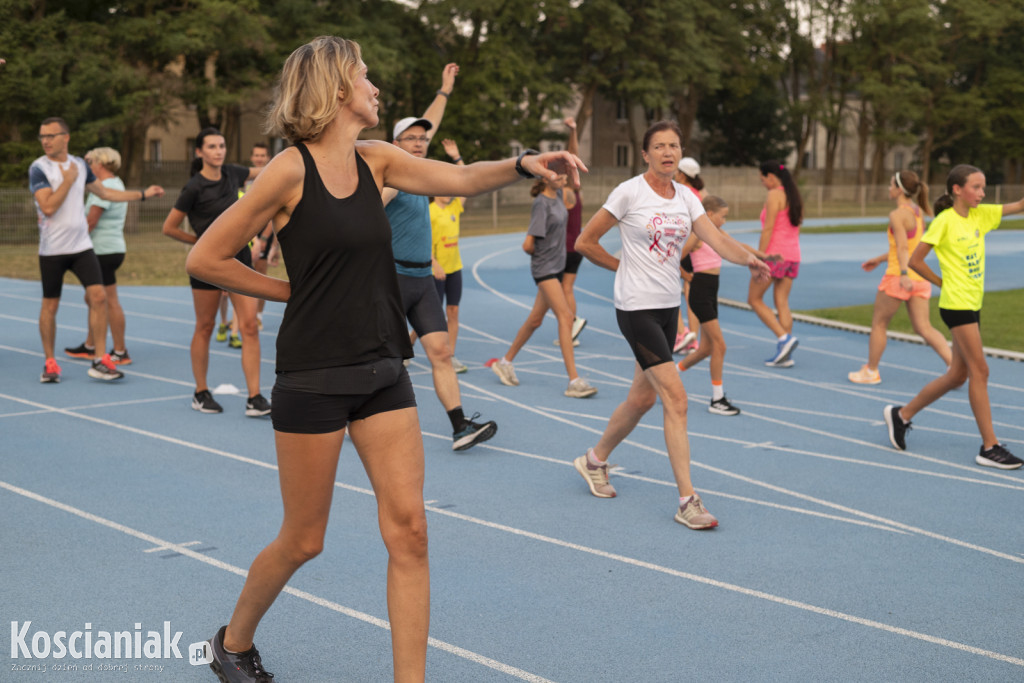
884,164,1024,469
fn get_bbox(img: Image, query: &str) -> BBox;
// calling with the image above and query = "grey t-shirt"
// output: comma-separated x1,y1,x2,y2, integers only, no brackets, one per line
527,190,568,279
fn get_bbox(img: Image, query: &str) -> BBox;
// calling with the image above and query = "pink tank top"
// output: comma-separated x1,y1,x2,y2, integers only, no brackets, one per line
760,193,800,262
690,242,722,272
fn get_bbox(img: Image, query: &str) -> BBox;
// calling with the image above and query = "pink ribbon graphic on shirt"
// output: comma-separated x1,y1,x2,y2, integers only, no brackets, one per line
649,230,662,252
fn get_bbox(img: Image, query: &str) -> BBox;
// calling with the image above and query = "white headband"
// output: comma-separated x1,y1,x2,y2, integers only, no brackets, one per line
893,173,910,196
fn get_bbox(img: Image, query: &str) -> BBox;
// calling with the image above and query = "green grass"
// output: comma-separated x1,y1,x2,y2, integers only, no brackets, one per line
800,288,1024,353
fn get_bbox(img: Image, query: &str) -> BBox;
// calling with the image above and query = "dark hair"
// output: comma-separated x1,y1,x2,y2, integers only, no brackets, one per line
530,178,546,197
934,164,983,216
759,159,802,226
893,170,932,217
680,172,705,191
642,120,683,153
41,117,69,133
190,127,223,176
252,142,269,152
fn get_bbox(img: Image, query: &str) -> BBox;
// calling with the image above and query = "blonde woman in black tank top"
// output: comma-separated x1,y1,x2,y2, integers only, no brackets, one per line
187,36,586,683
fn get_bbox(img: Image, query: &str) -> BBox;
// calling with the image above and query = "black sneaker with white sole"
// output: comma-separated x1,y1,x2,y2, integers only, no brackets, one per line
453,413,497,451
245,393,272,417
208,625,275,682
883,404,910,450
976,443,1023,470
708,397,740,416
192,390,224,414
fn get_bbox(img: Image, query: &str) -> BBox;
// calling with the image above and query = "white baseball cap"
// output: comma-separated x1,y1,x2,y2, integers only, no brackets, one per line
678,157,701,177
393,117,433,140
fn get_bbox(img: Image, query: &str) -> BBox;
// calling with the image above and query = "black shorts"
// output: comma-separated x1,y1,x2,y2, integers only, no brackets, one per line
258,231,276,260
939,308,981,330
564,251,584,275
190,247,253,290
688,272,719,324
97,253,126,287
615,306,678,370
533,271,564,285
271,359,417,434
434,268,463,307
39,249,102,299
398,274,448,337
681,254,693,274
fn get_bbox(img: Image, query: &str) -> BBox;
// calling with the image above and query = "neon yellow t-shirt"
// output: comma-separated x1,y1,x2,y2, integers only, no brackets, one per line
922,203,1001,310
430,198,464,274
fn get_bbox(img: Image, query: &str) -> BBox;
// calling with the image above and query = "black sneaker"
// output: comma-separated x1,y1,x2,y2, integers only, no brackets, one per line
708,396,740,416
976,443,1023,470
453,413,497,451
192,390,223,414
64,342,95,359
883,404,910,450
108,348,132,365
208,625,275,682
88,354,125,381
245,393,272,417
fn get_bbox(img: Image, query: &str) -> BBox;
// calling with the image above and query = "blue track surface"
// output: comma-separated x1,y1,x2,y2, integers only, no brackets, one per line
2,226,1022,681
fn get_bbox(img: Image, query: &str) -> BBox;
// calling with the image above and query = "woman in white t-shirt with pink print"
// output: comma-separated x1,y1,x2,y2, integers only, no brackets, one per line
574,121,772,530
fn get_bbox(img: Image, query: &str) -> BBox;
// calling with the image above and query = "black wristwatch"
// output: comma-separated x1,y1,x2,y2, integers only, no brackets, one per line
515,149,539,179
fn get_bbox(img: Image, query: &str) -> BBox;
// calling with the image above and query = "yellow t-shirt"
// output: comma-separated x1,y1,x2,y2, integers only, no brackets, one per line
430,198,464,274
922,203,1001,310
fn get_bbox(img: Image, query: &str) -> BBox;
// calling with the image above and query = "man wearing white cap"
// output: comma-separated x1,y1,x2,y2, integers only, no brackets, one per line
382,63,498,452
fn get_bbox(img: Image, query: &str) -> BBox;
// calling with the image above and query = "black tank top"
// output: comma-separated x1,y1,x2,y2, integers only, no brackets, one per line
275,143,411,372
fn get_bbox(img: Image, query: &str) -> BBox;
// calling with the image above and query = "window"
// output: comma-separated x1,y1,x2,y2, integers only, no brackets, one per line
547,142,564,153
616,99,628,122
894,152,905,172
615,143,630,167
149,139,162,164
510,142,523,158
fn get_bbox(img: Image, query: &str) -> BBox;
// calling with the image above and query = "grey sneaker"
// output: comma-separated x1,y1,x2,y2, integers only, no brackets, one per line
208,625,275,682
674,493,718,529
573,451,616,498
491,358,519,386
565,377,597,398
192,390,224,414
451,357,468,374
553,338,581,347
883,404,909,450
88,354,125,381
976,443,1023,470
571,316,587,340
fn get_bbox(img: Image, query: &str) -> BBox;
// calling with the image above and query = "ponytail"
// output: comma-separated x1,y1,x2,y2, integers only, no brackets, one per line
759,160,803,226
934,163,983,216
894,170,932,217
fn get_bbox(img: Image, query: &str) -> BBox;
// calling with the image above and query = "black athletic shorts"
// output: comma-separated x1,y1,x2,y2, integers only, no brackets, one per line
271,358,417,434
190,247,253,290
688,272,719,324
39,249,102,298
939,307,981,330
97,253,126,287
681,254,693,274
615,306,679,370
398,273,448,337
533,271,564,285
434,268,463,307
564,251,584,275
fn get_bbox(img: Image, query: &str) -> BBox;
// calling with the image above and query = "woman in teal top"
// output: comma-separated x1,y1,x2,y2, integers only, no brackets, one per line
884,164,1024,469
63,147,132,365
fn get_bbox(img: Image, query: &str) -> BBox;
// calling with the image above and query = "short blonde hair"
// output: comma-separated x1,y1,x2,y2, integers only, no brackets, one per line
265,36,363,143
85,147,121,173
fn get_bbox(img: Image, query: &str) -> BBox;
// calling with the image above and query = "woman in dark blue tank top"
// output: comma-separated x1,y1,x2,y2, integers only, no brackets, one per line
186,36,586,682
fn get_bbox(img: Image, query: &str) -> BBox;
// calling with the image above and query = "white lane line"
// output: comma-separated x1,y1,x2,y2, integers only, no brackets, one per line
423,434,907,535
0,480,554,683
4,397,1021,667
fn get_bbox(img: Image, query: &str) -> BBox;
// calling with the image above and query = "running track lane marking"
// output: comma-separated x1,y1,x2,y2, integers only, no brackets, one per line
4,400,1023,668
0,480,555,683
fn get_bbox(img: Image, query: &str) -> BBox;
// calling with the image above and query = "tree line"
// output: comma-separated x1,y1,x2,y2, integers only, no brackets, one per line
3,0,1023,187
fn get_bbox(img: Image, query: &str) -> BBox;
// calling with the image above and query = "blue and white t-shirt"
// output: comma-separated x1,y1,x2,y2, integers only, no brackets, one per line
29,154,96,256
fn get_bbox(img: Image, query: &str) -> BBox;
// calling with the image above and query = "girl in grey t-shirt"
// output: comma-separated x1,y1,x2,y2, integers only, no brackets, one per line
489,175,598,398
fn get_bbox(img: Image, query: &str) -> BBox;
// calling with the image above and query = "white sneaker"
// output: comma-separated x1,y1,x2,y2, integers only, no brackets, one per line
553,338,581,347
491,358,519,386
451,357,468,374
571,317,587,340
674,330,697,353
565,376,598,398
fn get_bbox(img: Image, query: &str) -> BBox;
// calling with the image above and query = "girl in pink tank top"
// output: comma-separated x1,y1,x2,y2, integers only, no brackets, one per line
750,160,803,366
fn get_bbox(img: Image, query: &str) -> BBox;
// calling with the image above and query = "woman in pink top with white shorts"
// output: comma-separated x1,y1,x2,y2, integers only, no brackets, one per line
748,159,803,367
